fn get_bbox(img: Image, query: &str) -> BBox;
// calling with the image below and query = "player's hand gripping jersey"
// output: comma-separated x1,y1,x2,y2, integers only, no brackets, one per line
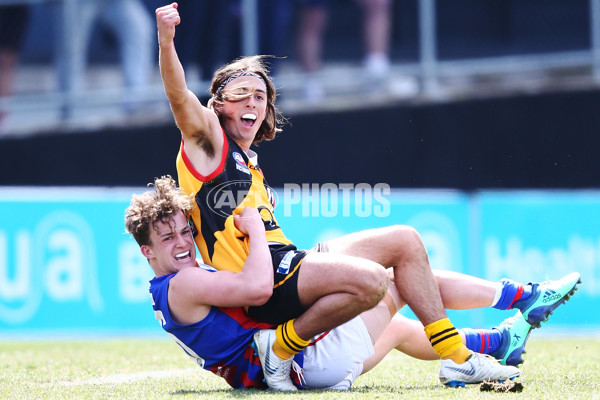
177,131,291,272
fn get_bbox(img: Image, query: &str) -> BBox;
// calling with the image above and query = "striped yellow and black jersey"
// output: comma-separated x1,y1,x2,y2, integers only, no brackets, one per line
176,131,291,272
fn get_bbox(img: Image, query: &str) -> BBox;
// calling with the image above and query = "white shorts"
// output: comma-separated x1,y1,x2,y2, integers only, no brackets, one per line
301,316,374,390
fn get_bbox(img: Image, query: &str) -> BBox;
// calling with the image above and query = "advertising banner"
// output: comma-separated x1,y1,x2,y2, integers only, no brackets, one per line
0,187,595,334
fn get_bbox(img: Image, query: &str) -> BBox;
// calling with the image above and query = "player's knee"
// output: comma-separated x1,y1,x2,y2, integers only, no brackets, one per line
356,265,388,309
386,224,426,259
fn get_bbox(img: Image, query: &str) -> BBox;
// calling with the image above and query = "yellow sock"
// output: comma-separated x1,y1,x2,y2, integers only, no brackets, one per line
272,319,310,360
424,318,470,364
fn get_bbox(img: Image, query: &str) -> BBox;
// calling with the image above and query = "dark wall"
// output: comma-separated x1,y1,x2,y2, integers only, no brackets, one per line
259,90,599,189
2,88,599,189
1,127,181,187
20,0,590,65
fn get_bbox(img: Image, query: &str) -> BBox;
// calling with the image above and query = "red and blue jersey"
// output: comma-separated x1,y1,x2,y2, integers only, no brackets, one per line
149,271,274,389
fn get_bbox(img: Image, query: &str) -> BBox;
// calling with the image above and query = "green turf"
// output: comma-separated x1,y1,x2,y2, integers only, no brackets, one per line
1,337,599,399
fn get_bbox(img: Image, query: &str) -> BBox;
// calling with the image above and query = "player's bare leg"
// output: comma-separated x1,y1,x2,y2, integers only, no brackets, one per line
293,252,388,339
324,225,520,386
254,253,388,391
326,225,450,326
362,313,438,374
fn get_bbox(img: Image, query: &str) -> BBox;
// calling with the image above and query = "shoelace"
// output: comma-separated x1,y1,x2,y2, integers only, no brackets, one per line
474,352,502,365
500,314,520,328
291,360,306,387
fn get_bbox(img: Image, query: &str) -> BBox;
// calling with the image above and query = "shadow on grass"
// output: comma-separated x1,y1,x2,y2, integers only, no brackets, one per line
172,389,274,396
171,384,438,396
352,384,440,393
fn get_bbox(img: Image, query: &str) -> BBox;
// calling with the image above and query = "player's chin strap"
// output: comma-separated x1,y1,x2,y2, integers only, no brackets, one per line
291,360,306,388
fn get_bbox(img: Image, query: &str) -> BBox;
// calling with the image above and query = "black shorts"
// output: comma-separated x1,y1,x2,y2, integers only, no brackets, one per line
246,243,308,325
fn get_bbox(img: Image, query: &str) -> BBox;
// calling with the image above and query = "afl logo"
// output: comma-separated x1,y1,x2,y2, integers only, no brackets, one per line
206,180,280,218
232,152,246,167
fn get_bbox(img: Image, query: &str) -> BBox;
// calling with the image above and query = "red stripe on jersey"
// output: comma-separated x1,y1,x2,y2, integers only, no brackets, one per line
180,130,229,182
243,345,262,366
239,370,267,389
218,306,274,330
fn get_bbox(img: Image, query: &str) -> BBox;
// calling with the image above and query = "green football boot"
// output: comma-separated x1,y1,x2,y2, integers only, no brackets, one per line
513,272,581,328
491,310,532,366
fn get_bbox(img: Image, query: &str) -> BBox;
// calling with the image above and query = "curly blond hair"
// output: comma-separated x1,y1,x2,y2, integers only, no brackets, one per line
125,176,194,246
207,55,287,144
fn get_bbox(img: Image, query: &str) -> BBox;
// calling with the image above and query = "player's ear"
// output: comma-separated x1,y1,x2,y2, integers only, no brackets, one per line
141,244,153,260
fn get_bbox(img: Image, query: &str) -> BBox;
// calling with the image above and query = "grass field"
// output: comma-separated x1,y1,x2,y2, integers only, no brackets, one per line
2,336,599,400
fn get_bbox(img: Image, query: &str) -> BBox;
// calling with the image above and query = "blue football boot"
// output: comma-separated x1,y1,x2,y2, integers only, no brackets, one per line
491,310,532,366
513,272,581,328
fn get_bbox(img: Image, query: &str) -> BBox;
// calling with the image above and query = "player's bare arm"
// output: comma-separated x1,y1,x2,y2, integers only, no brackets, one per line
233,207,274,288
156,2,224,174
168,208,273,323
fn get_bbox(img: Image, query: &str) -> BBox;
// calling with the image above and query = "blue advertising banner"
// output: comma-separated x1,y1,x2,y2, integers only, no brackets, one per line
473,191,599,330
0,188,157,335
277,187,470,273
0,187,595,335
